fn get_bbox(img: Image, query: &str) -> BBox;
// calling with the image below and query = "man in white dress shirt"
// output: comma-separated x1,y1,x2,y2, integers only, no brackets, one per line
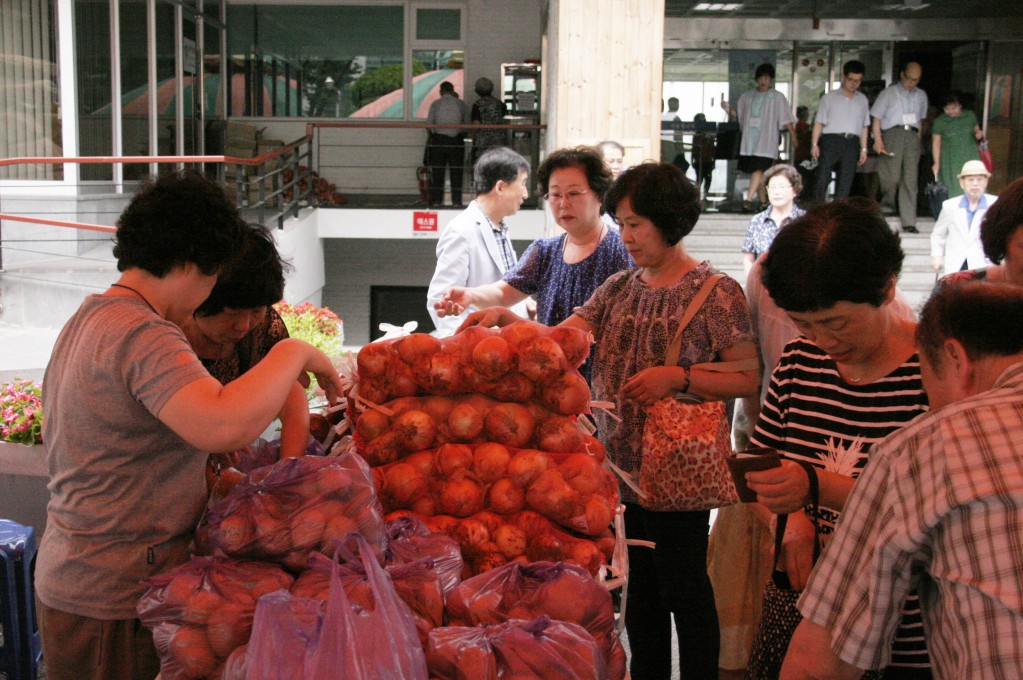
811,60,870,203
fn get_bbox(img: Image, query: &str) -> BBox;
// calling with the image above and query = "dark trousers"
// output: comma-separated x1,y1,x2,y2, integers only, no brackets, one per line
623,502,719,680
428,134,465,205
814,134,860,202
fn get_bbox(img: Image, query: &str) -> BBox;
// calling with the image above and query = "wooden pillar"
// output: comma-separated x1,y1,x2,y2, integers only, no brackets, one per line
542,0,664,166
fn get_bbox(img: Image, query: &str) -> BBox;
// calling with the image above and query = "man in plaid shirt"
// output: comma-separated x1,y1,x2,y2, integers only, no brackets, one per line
782,281,1023,680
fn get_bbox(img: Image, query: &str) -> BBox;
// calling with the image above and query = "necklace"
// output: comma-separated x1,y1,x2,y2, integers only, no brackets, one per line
562,222,606,255
110,283,158,315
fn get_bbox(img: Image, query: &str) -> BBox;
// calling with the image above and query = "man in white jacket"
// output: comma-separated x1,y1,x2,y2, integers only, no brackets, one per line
427,147,532,336
931,160,997,275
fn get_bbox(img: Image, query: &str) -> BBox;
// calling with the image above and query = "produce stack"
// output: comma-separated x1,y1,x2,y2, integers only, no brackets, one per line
350,321,621,578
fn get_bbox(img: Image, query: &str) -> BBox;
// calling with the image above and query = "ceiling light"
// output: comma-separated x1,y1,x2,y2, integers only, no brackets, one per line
693,3,744,11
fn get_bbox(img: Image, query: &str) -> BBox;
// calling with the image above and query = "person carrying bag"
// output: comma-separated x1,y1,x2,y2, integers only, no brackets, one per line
639,273,757,511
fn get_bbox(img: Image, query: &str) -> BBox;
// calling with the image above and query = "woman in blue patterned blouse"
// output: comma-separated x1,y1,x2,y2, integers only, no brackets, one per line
433,146,634,378
741,163,805,278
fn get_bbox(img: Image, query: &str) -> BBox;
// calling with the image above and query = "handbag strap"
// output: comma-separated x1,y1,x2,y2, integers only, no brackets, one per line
664,273,725,367
771,460,821,571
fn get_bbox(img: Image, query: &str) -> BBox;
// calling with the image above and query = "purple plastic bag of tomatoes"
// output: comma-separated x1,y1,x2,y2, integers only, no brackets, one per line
194,453,385,572
383,513,464,596
247,535,428,680
445,560,625,680
427,615,608,680
136,556,294,680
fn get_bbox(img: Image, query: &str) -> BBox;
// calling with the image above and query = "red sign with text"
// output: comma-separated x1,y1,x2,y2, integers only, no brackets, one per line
413,211,438,234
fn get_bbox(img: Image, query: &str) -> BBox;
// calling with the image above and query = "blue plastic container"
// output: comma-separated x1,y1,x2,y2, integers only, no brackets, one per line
0,519,42,680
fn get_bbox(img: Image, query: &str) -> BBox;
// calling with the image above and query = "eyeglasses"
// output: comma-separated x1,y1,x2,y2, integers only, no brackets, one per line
767,183,793,192
544,189,590,203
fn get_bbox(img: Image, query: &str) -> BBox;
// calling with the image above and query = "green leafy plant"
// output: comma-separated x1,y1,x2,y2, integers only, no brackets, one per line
274,302,345,404
1,378,44,445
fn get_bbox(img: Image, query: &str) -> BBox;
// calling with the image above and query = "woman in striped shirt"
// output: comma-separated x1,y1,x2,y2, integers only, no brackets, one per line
744,198,932,679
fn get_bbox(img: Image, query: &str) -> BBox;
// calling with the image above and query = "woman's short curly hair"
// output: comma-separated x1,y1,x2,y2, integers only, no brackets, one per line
536,146,614,202
112,170,247,277
763,164,803,197
761,197,904,312
981,177,1023,264
195,225,291,317
603,162,701,246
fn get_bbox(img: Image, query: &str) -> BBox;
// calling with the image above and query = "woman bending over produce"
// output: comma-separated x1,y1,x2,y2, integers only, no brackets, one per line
35,171,342,680
183,224,310,458
460,162,759,680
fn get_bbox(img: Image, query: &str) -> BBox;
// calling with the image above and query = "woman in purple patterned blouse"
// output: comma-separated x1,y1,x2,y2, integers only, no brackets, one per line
459,163,759,680
434,146,633,378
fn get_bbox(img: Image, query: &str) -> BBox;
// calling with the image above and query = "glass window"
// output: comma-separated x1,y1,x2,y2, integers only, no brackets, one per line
227,4,404,118
76,1,113,179
411,49,464,119
0,0,60,180
416,8,461,41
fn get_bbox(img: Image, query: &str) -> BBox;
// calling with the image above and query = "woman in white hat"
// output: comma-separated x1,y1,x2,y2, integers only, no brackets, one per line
930,159,997,275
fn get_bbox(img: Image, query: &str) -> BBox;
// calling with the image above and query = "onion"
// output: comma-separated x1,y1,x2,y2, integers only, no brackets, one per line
472,335,515,380
423,350,464,395
205,604,249,659
536,415,584,453
474,511,505,534
395,333,441,364
362,431,401,466
289,507,327,550
507,449,552,487
183,591,220,625
384,462,429,506
472,442,511,483
548,326,593,368
482,373,535,403
403,450,436,477
437,477,484,517
581,495,614,533
356,342,395,378
453,518,491,553
217,513,252,554
493,524,528,559
392,409,437,452
484,403,536,448
355,409,391,442
487,478,525,514
566,540,605,576
500,320,543,350
517,335,569,382
434,443,474,478
357,378,391,406
473,551,508,574
422,396,456,424
448,402,485,441
170,625,218,679
558,453,604,494
527,469,580,520
541,372,592,415
424,515,460,535
451,326,494,360
526,532,564,563
386,358,420,397
411,495,437,516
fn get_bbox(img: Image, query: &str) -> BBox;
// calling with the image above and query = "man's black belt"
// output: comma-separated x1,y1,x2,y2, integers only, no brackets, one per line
887,125,919,133
823,132,859,140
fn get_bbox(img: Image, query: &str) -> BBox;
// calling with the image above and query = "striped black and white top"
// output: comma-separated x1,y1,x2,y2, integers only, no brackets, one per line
751,336,931,670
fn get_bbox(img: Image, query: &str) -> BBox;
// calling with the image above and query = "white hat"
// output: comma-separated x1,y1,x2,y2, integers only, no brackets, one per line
958,160,990,178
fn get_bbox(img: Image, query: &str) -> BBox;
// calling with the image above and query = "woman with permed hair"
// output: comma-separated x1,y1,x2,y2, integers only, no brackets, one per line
34,171,342,680
458,162,759,679
742,197,932,677
470,76,508,166
434,146,633,379
182,224,311,459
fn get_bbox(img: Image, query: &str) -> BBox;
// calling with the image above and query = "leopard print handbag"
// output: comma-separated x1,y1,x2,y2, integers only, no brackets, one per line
637,273,754,512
